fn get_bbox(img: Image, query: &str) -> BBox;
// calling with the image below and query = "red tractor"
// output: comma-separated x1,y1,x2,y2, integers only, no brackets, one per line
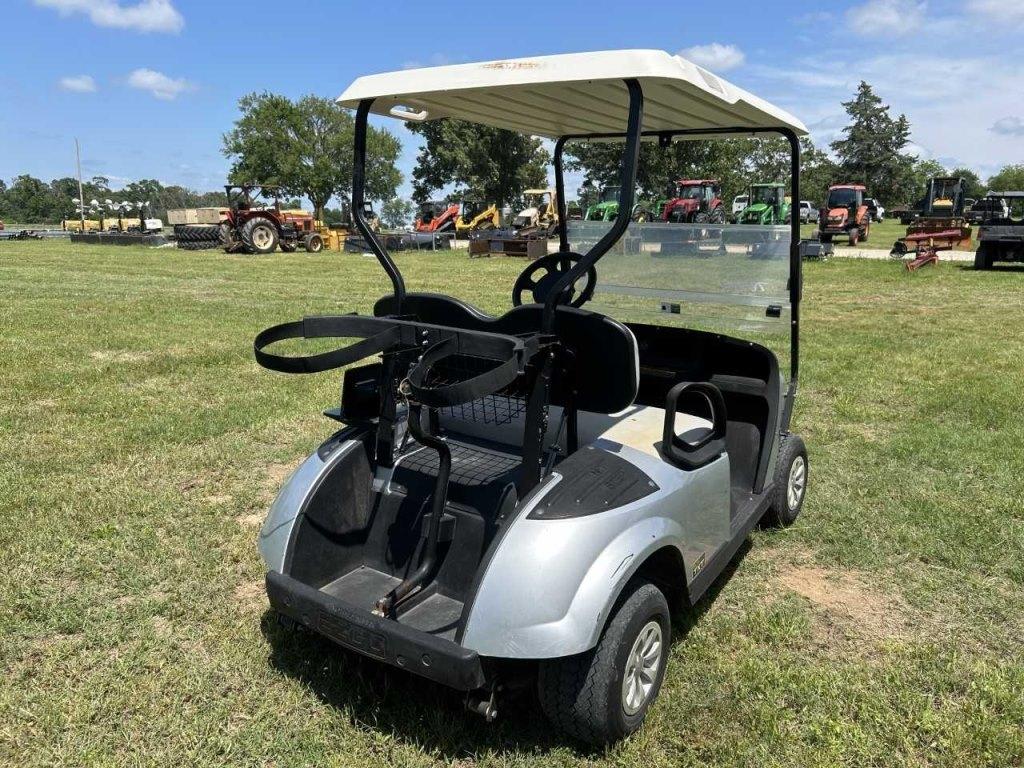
818,184,871,245
661,179,725,223
219,184,324,254
414,200,460,233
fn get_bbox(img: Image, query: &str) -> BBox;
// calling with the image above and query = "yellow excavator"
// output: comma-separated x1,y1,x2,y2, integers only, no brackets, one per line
454,200,500,236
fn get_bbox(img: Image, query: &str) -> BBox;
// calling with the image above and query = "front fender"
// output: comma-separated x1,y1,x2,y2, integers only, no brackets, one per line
460,451,730,658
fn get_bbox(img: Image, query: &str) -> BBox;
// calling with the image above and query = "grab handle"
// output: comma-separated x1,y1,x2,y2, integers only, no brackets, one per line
662,381,727,470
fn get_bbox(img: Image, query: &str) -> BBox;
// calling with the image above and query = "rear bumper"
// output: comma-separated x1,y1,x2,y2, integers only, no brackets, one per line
266,571,487,691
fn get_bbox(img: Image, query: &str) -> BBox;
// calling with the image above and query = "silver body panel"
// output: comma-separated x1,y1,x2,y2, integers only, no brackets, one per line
460,442,730,659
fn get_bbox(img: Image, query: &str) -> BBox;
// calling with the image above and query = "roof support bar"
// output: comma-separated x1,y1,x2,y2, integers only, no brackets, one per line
543,78,645,333
354,98,406,312
553,136,570,253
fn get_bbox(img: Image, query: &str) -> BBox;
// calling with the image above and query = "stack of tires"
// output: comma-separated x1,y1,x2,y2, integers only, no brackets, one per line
174,224,221,251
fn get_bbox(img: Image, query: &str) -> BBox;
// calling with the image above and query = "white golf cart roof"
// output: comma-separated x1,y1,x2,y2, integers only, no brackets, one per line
337,49,807,138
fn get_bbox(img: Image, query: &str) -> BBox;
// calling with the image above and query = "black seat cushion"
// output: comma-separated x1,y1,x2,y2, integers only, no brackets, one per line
374,293,638,414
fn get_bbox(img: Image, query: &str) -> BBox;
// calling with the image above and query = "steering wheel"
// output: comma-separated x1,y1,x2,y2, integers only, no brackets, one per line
512,252,597,308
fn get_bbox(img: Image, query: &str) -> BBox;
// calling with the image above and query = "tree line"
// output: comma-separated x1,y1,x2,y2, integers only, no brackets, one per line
4,82,1023,226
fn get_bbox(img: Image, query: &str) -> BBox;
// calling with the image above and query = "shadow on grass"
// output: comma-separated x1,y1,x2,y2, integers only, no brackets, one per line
260,541,751,758
955,262,1024,273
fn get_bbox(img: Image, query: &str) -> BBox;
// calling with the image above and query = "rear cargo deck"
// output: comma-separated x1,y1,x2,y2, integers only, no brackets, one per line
320,566,464,640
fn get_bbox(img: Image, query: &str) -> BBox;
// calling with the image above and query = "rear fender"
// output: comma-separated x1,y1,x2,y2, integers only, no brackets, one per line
460,451,730,659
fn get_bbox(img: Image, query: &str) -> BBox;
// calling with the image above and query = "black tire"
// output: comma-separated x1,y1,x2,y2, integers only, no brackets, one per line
240,216,279,254
177,239,221,251
862,222,870,243
709,206,725,224
762,434,808,528
304,233,324,253
175,224,220,243
538,580,670,746
974,244,992,270
694,211,711,224
848,228,859,247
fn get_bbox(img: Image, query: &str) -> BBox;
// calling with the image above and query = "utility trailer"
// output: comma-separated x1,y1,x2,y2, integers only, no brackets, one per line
252,50,809,745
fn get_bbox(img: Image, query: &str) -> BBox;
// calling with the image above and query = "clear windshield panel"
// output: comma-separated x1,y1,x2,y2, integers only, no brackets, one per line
827,188,858,207
568,219,793,378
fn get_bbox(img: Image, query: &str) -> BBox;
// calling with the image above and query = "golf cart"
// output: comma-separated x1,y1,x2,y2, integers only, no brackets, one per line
254,50,809,745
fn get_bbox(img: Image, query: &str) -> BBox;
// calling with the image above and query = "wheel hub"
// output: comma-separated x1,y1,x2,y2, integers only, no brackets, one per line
253,227,272,248
787,455,806,510
621,620,662,715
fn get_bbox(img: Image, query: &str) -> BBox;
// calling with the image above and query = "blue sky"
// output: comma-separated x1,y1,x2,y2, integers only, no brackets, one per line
2,0,1022,205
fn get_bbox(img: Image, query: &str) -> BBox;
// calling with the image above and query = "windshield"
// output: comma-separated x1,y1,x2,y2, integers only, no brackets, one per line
599,186,621,203
827,188,859,208
751,187,781,205
567,218,793,378
524,194,548,208
931,180,958,202
674,184,706,200
461,201,483,217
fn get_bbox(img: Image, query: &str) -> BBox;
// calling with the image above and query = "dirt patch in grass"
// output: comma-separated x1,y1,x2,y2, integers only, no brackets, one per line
235,512,263,528
233,579,265,611
776,563,917,646
266,460,300,487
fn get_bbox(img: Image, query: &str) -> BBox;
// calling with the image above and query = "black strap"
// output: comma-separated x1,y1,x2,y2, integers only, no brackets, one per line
405,336,526,408
254,316,401,374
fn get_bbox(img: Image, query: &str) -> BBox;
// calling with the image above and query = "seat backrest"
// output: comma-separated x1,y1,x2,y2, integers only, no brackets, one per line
374,293,638,414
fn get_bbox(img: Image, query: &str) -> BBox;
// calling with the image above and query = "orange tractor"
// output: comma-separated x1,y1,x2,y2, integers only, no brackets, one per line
219,185,324,254
414,200,460,233
818,184,871,245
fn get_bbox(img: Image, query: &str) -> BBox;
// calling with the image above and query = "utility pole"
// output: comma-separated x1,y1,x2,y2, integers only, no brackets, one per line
75,138,86,230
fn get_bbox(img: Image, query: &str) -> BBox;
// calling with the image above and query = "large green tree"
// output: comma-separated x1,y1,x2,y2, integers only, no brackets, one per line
830,81,915,206
380,198,414,229
407,120,549,209
986,164,1024,193
799,137,838,206
223,93,402,219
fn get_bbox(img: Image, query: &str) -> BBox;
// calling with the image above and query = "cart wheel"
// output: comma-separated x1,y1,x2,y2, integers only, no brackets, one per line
763,434,808,528
537,580,670,746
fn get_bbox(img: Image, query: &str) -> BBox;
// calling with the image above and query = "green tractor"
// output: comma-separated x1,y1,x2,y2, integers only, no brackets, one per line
739,183,791,225
584,185,623,221
585,185,658,222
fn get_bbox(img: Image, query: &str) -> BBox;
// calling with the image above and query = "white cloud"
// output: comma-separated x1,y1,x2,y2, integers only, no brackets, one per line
967,0,1024,23
846,0,925,37
33,0,183,34
127,68,193,100
679,43,745,72
991,117,1024,136
59,74,97,93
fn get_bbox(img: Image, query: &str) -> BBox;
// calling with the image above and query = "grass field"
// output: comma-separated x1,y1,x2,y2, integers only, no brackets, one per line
1,240,1022,767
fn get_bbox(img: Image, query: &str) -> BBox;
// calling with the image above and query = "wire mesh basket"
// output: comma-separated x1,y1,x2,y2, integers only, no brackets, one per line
419,352,528,425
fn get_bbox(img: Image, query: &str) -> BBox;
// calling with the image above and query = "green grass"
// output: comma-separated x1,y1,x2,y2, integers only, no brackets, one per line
1,240,1022,767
